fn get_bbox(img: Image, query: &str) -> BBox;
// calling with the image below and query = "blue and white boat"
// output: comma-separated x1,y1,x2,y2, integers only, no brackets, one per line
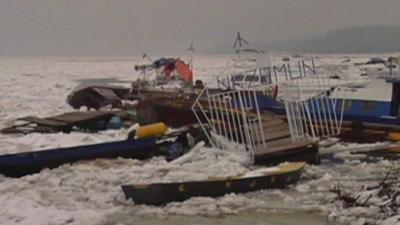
221,52,400,141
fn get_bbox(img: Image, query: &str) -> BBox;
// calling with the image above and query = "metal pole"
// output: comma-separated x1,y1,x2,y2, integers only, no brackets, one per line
234,91,245,144
228,96,239,142
253,90,267,147
217,95,228,139
223,96,234,141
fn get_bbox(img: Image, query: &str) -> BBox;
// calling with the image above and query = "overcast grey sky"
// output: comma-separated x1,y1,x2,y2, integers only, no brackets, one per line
0,0,400,56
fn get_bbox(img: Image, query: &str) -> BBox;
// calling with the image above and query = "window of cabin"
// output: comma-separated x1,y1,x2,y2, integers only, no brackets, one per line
244,75,259,82
260,75,270,84
259,67,270,76
361,101,376,112
232,74,244,82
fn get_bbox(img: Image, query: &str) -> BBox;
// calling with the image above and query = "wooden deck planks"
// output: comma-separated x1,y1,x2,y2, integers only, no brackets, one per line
252,111,318,163
254,139,314,155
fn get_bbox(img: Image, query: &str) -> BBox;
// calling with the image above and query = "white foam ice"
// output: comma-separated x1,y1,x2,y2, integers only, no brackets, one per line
0,56,399,225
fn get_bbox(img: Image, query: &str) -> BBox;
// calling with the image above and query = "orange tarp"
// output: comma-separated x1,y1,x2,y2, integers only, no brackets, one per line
175,60,193,82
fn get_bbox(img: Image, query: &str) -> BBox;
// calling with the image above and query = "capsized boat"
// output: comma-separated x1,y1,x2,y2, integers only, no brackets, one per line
121,162,305,205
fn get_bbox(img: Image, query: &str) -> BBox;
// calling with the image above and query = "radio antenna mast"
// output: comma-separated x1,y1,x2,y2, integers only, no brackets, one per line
186,42,195,71
233,32,249,48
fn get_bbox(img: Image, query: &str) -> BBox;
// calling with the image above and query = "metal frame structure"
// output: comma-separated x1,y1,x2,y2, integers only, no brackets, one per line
217,59,317,90
192,88,266,159
193,74,348,160
280,77,346,141
193,53,375,159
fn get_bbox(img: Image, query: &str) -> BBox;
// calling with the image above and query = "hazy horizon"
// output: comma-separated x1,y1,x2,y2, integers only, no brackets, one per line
1,0,400,56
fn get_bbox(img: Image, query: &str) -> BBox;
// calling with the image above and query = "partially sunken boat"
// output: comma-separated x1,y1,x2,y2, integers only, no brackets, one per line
0,137,157,177
67,85,130,110
66,57,195,111
1,111,124,134
121,162,305,205
0,123,204,177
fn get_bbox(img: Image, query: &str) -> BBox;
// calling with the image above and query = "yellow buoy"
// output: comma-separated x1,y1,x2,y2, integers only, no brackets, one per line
387,132,400,142
136,122,168,139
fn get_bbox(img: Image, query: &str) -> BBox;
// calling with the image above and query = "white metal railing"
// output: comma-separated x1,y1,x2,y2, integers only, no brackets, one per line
283,94,344,141
192,89,267,159
280,76,347,141
193,76,348,158
194,55,372,157
216,59,317,90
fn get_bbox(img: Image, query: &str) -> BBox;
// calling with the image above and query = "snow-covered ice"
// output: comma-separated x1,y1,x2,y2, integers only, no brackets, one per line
0,55,399,225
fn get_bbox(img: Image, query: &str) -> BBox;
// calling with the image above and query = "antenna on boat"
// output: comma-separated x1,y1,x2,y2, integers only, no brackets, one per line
233,32,249,48
232,32,253,71
136,53,153,81
142,53,152,62
186,42,195,72
187,42,195,52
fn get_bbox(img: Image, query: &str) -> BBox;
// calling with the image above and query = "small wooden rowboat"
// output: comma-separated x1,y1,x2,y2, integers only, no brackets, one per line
121,162,305,205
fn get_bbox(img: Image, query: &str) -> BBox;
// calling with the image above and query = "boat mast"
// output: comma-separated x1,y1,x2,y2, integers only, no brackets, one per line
186,42,195,72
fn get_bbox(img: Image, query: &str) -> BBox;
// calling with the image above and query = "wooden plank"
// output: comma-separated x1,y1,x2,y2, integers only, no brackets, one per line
19,116,68,127
261,119,286,127
262,122,289,133
260,116,279,123
254,139,314,155
264,129,291,141
266,137,293,148
251,129,291,145
49,111,114,124
248,117,290,144
250,124,290,143
261,110,278,117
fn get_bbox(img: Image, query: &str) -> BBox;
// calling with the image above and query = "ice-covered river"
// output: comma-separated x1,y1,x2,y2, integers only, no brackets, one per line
0,56,398,225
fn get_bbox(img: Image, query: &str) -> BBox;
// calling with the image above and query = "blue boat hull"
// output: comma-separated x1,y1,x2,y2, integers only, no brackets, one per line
255,94,400,127
0,138,157,178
